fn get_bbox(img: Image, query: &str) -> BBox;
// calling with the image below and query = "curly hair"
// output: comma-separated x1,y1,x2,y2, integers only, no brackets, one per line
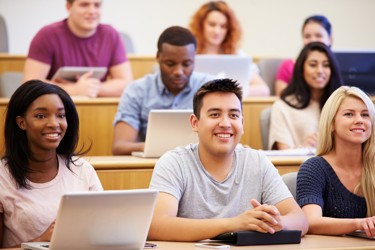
189,1,242,54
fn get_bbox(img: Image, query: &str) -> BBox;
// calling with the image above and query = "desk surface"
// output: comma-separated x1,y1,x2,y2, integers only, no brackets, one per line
85,155,311,170
6,235,375,250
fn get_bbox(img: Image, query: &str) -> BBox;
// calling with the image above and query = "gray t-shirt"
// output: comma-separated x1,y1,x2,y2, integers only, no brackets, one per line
149,144,292,219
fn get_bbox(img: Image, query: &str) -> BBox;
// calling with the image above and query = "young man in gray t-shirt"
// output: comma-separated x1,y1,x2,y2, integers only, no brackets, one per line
149,78,308,241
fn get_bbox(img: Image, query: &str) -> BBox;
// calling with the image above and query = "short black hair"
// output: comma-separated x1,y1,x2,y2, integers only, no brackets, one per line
193,78,242,118
157,26,197,52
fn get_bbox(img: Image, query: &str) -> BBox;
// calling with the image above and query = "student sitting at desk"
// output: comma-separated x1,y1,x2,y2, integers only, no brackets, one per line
297,86,375,238
112,26,213,155
268,42,342,150
23,0,133,98
148,79,308,241
0,80,103,248
189,0,270,97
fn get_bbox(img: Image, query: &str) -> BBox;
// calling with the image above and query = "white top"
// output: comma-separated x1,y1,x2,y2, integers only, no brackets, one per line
268,97,320,149
0,156,103,248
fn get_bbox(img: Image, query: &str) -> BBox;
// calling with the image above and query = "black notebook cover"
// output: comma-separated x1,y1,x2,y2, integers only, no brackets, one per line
211,230,302,246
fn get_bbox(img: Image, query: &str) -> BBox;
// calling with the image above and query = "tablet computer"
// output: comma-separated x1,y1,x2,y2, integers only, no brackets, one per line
52,66,107,81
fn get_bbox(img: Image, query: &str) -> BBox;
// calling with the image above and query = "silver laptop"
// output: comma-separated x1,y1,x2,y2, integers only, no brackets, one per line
21,189,158,250
194,54,253,94
131,109,198,158
347,230,375,240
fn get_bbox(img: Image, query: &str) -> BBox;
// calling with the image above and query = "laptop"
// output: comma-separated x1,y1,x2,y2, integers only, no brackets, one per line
194,55,253,95
334,50,375,94
21,189,158,250
131,109,198,158
347,230,375,240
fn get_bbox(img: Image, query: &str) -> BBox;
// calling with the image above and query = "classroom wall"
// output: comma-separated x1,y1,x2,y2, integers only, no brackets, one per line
0,0,374,57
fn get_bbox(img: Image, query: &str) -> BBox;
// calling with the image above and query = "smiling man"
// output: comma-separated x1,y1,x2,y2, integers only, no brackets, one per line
148,79,308,241
23,0,133,98
112,26,213,155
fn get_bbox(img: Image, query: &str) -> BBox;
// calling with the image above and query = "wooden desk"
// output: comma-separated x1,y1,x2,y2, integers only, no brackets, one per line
0,54,262,80
150,236,375,250
0,54,156,80
87,155,309,190
5,235,375,250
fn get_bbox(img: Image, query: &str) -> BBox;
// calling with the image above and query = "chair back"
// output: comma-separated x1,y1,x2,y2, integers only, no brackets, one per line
0,72,23,97
258,58,285,95
119,31,135,54
259,107,272,150
282,172,297,199
0,15,8,52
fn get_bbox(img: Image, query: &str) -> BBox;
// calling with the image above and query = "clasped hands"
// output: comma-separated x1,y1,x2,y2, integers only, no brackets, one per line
233,199,283,234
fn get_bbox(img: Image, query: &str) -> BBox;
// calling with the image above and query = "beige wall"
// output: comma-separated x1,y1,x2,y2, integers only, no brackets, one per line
0,0,374,57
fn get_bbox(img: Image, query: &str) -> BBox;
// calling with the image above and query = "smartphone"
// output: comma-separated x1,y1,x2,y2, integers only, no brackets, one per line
195,242,230,249
144,242,158,248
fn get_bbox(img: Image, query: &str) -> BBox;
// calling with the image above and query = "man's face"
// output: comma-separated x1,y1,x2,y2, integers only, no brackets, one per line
157,43,195,96
190,92,243,158
67,0,101,36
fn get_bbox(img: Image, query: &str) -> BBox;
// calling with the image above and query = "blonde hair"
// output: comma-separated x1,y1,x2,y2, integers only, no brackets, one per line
189,1,241,54
317,86,375,216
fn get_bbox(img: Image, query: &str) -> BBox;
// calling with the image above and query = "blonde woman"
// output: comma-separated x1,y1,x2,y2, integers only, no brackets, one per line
297,86,375,237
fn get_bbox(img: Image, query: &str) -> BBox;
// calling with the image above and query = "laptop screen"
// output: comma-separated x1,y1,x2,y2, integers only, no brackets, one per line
194,55,253,95
334,50,375,95
22,189,158,250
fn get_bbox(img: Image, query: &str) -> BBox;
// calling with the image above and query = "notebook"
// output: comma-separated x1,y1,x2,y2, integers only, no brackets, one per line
131,109,198,158
194,55,253,95
211,230,302,246
21,189,158,250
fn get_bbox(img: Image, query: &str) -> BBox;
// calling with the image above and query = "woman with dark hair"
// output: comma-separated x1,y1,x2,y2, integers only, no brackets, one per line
0,80,103,248
269,42,342,150
275,15,333,95
189,1,269,97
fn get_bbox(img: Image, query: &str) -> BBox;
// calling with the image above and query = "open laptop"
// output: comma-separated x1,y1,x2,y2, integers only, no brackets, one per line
334,50,375,94
21,189,158,250
131,109,198,158
194,55,253,95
